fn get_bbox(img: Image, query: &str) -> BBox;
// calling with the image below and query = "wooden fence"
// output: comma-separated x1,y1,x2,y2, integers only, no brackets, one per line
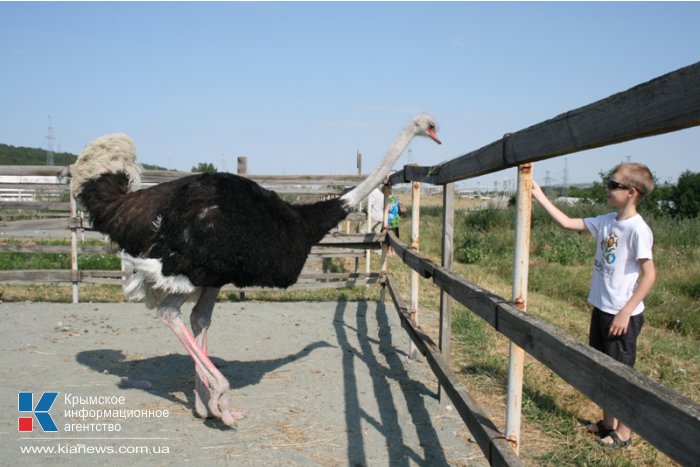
379,61,700,465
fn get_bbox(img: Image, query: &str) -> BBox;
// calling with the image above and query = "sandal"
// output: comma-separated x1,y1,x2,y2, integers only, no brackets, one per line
596,430,632,449
585,420,612,437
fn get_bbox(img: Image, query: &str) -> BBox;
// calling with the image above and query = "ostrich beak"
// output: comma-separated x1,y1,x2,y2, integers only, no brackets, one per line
426,127,442,145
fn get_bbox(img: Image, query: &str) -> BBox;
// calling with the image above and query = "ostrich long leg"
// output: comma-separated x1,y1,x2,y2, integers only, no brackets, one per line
190,287,217,418
189,287,243,420
190,287,220,353
158,294,241,427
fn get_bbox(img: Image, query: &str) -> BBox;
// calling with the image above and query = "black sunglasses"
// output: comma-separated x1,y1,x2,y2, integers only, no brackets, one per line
607,179,632,191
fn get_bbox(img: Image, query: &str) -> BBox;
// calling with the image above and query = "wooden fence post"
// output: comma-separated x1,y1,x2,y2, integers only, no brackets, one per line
355,150,362,274
505,163,533,454
409,180,421,359
69,184,79,304
365,195,372,275
237,157,248,301
438,182,455,401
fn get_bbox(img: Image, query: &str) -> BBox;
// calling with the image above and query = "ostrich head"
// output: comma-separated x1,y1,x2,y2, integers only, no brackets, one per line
410,113,441,144
339,113,442,208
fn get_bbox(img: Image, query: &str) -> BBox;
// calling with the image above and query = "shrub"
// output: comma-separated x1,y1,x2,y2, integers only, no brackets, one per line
456,209,514,264
534,227,590,265
669,170,700,218
456,237,486,264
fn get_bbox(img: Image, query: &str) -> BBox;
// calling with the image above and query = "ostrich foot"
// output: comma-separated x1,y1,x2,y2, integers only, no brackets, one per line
193,369,245,426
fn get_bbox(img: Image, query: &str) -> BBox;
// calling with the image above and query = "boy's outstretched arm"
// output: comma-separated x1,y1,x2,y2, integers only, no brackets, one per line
531,181,586,232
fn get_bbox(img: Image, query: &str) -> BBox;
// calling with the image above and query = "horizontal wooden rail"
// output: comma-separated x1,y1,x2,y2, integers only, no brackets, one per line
385,231,700,466
0,183,68,191
1,212,368,233
0,236,377,255
0,166,68,177
0,269,124,282
0,201,70,211
0,269,380,289
138,170,365,186
316,232,384,249
0,244,118,254
389,61,700,185
0,236,380,255
0,166,366,186
0,218,73,232
385,277,522,466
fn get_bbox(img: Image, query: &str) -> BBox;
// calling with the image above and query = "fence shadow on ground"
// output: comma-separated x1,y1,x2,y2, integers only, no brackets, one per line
333,299,450,466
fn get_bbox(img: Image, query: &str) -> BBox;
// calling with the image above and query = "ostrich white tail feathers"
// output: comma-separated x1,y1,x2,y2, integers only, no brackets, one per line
70,134,142,198
122,254,199,309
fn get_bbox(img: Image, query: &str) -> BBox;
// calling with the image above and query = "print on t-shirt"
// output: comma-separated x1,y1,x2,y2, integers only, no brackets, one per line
602,231,619,264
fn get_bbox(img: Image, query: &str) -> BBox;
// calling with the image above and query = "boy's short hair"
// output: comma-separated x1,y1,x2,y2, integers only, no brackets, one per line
612,162,655,203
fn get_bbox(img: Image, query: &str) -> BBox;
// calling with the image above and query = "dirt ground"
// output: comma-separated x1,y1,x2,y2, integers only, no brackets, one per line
1,299,487,466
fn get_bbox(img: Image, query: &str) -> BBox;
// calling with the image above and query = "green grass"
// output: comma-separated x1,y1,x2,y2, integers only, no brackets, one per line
0,239,121,271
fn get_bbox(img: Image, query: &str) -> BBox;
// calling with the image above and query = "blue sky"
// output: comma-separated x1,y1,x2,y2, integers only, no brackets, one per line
1,2,698,190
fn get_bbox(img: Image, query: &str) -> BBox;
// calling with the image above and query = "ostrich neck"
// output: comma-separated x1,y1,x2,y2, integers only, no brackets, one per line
341,125,415,208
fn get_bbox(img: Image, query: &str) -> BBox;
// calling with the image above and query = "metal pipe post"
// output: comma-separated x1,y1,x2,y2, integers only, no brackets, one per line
365,194,371,275
505,163,533,454
438,182,455,401
409,180,421,359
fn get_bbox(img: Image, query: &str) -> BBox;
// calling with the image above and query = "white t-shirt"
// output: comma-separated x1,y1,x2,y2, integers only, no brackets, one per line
368,188,384,223
583,212,653,316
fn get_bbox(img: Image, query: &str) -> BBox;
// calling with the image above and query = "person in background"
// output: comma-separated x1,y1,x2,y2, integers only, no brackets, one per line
387,188,405,239
368,187,384,233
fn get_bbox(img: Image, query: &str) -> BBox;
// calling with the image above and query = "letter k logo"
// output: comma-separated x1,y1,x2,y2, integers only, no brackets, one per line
18,392,59,432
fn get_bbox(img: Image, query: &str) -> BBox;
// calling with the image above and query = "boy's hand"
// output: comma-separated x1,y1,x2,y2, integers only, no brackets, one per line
608,313,631,337
530,179,585,231
531,180,549,205
531,180,543,198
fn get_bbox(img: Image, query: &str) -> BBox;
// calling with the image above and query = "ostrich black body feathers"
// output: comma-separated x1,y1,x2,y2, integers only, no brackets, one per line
80,172,349,289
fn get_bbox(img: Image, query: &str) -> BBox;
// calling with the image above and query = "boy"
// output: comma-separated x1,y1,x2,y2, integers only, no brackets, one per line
531,162,656,449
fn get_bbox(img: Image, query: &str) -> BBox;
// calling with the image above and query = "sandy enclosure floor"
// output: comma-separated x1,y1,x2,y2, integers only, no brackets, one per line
1,300,486,466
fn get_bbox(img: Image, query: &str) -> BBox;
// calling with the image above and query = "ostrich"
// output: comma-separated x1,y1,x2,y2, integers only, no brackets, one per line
70,114,441,427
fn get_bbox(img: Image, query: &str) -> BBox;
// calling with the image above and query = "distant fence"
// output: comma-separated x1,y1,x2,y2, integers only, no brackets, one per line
0,165,382,296
378,61,700,465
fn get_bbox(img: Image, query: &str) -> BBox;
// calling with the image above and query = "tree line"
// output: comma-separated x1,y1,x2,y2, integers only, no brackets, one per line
564,169,700,218
0,143,171,171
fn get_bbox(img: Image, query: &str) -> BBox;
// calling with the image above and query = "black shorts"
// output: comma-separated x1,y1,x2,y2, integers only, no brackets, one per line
390,227,399,239
589,307,644,367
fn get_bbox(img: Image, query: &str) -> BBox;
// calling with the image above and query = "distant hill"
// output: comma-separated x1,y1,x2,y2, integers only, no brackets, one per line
0,143,174,171
0,143,77,166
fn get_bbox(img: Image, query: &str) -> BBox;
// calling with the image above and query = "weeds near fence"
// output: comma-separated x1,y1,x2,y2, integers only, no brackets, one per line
398,202,700,465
